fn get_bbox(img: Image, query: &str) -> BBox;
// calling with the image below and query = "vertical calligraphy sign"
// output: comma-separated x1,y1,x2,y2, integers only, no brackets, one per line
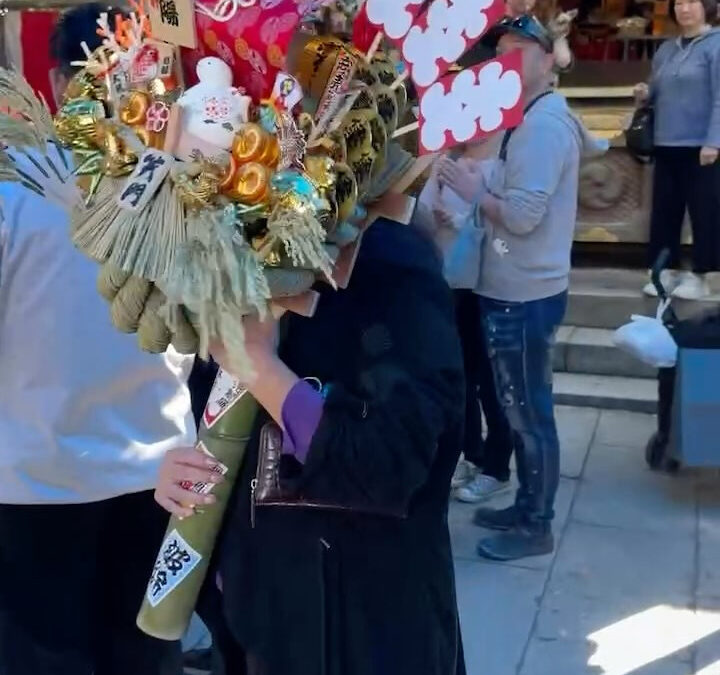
148,0,198,48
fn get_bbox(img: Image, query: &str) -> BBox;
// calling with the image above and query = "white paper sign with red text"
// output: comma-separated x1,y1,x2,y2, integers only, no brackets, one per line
203,369,247,429
417,50,523,154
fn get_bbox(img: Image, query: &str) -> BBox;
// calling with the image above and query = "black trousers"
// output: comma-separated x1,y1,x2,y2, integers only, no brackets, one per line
453,290,514,481
0,492,182,675
197,589,467,675
649,147,720,273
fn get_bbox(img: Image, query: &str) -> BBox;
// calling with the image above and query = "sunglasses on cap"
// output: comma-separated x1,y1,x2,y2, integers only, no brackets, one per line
486,14,555,53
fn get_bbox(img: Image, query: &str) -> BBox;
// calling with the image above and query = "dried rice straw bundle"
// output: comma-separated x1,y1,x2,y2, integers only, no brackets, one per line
0,70,55,146
117,179,186,281
0,71,75,206
161,206,271,373
266,198,335,285
71,177,126,261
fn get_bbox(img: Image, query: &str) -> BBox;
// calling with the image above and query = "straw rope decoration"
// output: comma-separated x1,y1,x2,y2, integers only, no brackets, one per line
0,1,417,372
0,0,451,644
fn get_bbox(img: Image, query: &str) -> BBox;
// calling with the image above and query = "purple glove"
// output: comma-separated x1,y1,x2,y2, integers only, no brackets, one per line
281,379,324,464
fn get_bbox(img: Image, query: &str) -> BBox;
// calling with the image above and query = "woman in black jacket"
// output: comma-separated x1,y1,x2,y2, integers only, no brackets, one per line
156,219,466,675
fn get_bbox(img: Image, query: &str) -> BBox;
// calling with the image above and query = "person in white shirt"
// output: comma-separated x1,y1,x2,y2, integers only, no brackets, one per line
0,5,195,674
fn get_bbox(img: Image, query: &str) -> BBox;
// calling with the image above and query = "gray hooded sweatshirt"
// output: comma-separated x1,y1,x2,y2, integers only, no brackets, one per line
475,92,607,303
650,28,720,148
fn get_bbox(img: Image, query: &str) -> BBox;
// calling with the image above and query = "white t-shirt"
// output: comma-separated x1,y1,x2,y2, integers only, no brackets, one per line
0,183,196,504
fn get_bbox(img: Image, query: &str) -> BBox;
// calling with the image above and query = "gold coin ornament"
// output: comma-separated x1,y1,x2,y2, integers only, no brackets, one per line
341,113,373,161
172,156,226,210
350,85,377,116
352,58,379,90
370,52,397,85
98,124,138,177
371,52,408,113
351,149,376,197
367,113,388,176
333,161,358,224
305,154,339,233
120,91,150,126
348,87,387,175
373,85,400,137
54,99,106,150
327,130,349,162
0,3,435,645
298,36,347,100
304,154,336,194
0,4,418,381
308,133,347,164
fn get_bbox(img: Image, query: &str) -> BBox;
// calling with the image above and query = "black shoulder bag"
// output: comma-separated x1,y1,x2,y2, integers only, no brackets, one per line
625,105,654,164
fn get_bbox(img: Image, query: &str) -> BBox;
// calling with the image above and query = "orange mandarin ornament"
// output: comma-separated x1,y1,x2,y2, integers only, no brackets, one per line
231,123,279,168
228,162,272,205
220,155,239,193
258,137,280,167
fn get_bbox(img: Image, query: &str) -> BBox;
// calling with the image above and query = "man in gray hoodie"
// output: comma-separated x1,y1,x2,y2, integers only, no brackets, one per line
438,15,607,561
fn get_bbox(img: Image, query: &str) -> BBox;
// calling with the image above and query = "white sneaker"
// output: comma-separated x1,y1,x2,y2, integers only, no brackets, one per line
451,459,478,490
455,474,512,504
672,272,710,300
643,269,679,297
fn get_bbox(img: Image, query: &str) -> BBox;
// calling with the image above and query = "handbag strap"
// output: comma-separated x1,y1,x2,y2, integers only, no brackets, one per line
499,90,554,161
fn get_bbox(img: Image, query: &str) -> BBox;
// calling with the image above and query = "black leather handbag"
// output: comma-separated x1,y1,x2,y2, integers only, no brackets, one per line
625,105,654,163
251,422,408,521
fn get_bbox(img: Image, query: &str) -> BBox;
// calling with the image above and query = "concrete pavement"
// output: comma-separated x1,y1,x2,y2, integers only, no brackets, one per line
184,405,720,675
455,406,720,675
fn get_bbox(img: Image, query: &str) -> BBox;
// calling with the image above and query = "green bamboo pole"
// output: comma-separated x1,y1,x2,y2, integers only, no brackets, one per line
137,368,258,641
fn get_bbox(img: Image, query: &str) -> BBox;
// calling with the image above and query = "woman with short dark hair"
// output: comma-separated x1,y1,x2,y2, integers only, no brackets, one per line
635,0,720,300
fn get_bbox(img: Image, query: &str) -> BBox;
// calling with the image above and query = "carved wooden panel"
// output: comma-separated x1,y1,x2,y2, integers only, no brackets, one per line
575,148,652,243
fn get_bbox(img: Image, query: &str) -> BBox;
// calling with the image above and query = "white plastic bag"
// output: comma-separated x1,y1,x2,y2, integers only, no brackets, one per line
443,212,484,289
415,158,491,290
613,301,677,368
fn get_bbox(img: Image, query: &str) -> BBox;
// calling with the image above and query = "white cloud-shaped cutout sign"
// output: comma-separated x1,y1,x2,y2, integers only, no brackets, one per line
419,60,522,153
365,0,423,41
403,0,497,88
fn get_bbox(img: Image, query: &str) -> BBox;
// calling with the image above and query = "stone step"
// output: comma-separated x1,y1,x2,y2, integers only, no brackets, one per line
566,268,720,331
553,372,657,414
554,326,656,379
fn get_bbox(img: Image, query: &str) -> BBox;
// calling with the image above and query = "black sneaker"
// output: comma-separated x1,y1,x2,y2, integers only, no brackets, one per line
477,529,554,562
472,505,519,531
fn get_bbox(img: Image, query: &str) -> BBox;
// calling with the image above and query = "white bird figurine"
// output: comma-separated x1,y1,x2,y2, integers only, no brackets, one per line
177,57,252,153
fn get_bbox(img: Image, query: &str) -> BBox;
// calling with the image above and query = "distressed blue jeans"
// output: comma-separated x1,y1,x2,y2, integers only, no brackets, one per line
478,291,568,529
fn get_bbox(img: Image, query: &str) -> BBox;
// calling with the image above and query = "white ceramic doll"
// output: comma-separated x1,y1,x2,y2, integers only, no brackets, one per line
177,57,253,154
